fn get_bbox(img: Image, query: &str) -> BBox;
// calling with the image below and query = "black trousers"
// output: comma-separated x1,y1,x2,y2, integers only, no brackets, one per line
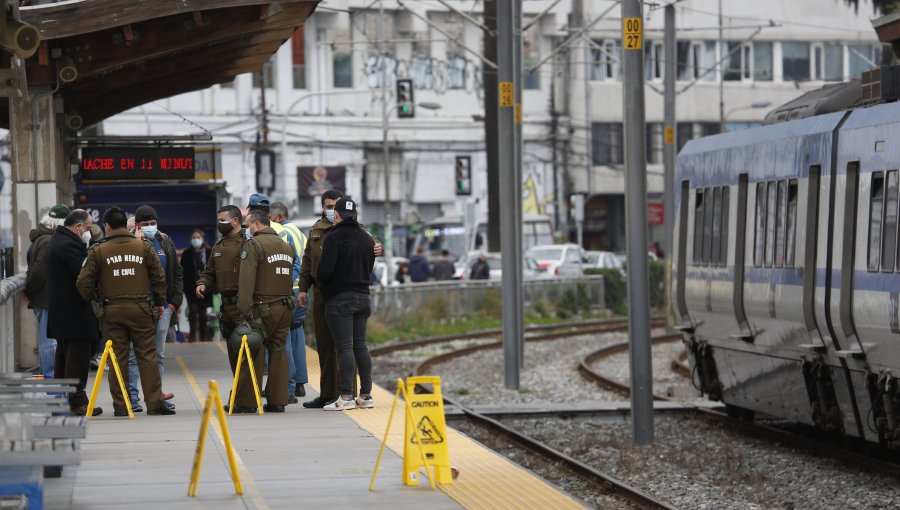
324,292,373,397
54,340,93,410
186,297,210,341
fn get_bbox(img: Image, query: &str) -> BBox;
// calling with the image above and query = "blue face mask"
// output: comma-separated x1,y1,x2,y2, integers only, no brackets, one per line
324,209,335,223
191,238,203,249
141,225,158,238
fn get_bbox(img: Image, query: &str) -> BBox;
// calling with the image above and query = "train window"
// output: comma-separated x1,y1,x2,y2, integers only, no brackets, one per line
884,170,899,272
775,180,787,267
720,187,730,265
754,182,767,266
869,172,885,272
693,189,704,264
785,180,798,267
712,187,722,264
703,187,715,264
765,181,777,267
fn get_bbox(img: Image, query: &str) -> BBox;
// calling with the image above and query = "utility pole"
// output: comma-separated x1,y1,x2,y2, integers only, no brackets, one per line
663,4,675,325
498,0,521,389
485,0,501,252
621,0,653,445
513,0,525,368
718,0,724,132
380,2,394,276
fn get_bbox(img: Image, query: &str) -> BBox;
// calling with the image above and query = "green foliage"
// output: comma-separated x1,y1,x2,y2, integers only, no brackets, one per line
585,268,627,315
555,289,578,319
648,259,666,308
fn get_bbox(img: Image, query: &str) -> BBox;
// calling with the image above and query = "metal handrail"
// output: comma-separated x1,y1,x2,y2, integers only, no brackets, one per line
0,273,26,304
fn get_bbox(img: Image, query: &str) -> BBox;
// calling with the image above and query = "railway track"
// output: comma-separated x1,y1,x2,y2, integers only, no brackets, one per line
386,317,678,509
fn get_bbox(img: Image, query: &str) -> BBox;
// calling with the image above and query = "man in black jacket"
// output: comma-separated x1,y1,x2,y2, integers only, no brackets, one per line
316,198,375,411
45,209,102,415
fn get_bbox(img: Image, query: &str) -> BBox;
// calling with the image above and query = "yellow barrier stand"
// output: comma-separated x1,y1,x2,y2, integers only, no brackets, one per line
188,380,243,497
369,377,450,491
403,376,451,486
86,340,133,419
227,335,264,416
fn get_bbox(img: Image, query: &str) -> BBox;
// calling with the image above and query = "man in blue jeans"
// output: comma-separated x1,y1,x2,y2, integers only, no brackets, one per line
127,205,183,412
315,198,375,411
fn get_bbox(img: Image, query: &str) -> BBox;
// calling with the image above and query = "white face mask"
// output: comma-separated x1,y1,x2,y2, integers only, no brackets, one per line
81,230,92,245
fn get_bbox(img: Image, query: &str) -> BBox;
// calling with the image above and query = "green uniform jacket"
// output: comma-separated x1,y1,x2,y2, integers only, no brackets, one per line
298,217,333,293
24,225,55,309
76,229,167,306
238,227,295,318
197,228,246,295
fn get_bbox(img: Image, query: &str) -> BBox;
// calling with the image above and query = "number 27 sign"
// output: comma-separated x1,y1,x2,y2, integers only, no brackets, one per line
624,17,642,50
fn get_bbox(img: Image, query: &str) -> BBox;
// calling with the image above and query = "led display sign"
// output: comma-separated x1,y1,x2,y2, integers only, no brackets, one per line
81,147,195,180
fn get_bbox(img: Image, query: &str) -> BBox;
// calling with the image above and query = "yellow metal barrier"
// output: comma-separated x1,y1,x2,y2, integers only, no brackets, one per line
188,380,243,497
227,334,264,415
86,339,133,419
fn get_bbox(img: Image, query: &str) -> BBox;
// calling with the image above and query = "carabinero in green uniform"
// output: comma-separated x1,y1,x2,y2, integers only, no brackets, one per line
76,206,173,416
195,205,259,407
235,209,296,412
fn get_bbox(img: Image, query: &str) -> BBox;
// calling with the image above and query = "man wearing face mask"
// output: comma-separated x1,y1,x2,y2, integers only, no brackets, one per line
234,209,295,413
196,205,258,410
298,190,384,408
126,205,182,412
45,209,101,415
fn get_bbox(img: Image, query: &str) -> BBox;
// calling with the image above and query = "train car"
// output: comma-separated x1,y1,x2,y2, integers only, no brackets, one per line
673,71,900,449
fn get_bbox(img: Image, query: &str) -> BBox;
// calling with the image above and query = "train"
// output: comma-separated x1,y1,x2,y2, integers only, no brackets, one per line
673,66,900,450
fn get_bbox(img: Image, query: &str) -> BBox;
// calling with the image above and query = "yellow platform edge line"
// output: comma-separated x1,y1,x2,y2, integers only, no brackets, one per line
302,346,586,510
175,355,270,510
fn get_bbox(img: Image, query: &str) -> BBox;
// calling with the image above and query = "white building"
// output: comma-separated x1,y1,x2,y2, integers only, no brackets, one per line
14,0,879,257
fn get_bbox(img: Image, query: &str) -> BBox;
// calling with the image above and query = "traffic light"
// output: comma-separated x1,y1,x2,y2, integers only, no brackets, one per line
0,1,39,59
455,155,471,196
397,78,414,118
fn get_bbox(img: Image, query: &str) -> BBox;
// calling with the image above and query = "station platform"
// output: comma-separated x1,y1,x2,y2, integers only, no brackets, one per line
42,342,586,509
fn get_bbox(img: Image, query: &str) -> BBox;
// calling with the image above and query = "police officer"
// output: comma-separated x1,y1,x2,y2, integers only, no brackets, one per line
235,209,295,413
196,205,258,410
76,206,174,416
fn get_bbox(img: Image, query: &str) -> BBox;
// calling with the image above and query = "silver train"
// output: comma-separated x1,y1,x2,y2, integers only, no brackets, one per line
673,88,900,449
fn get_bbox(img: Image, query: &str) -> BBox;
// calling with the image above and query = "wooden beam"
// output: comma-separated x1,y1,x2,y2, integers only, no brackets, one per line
21,0,318,39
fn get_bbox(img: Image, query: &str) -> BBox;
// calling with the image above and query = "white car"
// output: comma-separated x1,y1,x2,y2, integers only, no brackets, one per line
584,250,625,275
455,251,547,280
526,244,585,277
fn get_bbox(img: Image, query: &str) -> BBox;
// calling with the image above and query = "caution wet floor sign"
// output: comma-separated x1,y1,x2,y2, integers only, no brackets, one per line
403,376,452,486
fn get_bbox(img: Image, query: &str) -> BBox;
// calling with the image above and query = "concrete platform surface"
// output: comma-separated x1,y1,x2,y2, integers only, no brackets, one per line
43,341,462,510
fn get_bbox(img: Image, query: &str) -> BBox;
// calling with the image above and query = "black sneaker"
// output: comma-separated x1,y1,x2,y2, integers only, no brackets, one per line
223,404,257,414
147,407,176,415
295,384,306,397
302,396,332,409
263,404,285,413
287,396,298,404
114,409,130,417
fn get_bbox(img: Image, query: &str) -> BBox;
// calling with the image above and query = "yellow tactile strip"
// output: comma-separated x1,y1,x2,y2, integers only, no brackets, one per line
304,347,586,510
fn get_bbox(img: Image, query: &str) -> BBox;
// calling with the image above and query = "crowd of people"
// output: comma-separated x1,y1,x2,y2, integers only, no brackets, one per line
23,190,380,417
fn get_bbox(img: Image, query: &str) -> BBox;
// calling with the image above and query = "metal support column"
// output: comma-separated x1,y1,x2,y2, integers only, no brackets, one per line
621,0,654,445
380,2,394,275
513,0,524,368
498,0,521,389
663,4,676,324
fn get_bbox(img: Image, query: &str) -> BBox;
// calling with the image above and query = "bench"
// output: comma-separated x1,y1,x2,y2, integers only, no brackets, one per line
0,375,86,510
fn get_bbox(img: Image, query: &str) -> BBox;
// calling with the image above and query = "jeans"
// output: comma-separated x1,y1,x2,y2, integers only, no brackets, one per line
324,292,372,397
128,305,171,407
285,325,308,395
34,308,56,378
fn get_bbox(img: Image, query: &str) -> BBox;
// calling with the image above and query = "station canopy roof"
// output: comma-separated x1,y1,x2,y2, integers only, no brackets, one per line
4,0,319,129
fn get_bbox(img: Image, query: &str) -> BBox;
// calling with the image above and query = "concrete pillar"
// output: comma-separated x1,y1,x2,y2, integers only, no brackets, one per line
9,87,63,371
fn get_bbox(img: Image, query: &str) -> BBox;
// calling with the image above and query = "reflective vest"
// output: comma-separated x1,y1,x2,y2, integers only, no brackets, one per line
281,222,308,291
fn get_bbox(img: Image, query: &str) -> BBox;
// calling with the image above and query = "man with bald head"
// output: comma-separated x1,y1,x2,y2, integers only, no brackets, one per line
45,209,102,415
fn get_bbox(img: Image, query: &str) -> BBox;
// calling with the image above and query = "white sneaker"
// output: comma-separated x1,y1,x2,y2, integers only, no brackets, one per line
323,396,356,411
355,395,374,409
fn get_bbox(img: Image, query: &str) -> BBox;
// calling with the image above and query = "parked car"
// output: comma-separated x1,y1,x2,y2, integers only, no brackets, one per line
584,250,625,275
525,244,584,277
454,251,548,280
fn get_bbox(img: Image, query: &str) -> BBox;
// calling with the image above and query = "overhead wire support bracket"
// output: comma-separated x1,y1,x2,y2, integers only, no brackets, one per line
528,1,621,73
432,0,494,36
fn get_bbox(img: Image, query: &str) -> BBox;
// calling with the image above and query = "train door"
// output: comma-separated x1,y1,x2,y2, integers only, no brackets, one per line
732,174,751,338
675,180,690,325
